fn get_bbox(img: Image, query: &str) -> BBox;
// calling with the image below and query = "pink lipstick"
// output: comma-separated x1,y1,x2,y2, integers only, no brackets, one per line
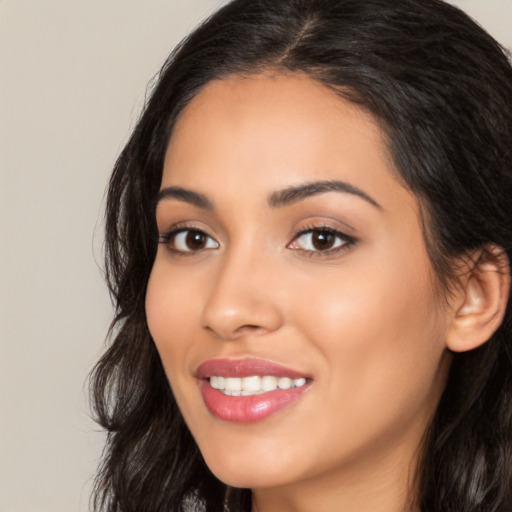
196,359,312,423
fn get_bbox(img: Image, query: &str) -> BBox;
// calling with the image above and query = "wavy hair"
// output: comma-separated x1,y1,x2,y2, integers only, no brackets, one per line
90,1,512,510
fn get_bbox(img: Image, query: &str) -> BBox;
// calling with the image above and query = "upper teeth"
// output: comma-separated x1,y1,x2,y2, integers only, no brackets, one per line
209,375,307,396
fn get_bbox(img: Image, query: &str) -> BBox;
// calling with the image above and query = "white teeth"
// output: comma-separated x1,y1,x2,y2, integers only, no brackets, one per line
242,375,261,391
225,377,242,392
210,376,225,390
209,375,308,395
261,376,277,391
277,377,292,389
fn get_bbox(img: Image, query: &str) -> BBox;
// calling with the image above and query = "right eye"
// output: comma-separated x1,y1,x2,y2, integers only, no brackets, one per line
160,228,219,253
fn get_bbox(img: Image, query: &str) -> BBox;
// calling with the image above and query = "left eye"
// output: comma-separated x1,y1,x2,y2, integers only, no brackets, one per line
161,229,219,253
289,229,351,252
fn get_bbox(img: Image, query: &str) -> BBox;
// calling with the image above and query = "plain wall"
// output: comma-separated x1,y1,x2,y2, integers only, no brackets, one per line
0,1,510,511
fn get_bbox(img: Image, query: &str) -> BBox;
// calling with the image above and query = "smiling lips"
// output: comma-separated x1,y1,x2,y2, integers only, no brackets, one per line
197,359,312,423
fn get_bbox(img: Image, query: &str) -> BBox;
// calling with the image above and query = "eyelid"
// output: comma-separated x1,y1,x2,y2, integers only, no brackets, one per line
158,220,212,241
287,224,357,256
157,220,356,257
159,224,219,253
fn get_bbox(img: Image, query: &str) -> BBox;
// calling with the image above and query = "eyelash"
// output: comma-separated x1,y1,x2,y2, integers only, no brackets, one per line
159,225,218,254
158,223,356,257
288,224,356,257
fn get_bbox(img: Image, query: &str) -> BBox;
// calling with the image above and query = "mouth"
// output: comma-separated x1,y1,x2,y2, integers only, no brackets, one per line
196,358,313,423
209,375,308,396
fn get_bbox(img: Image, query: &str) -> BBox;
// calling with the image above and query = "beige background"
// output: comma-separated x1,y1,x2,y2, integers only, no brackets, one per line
0,1,510,511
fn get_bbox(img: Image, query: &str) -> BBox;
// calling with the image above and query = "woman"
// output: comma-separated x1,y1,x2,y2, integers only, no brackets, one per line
90,0,512,511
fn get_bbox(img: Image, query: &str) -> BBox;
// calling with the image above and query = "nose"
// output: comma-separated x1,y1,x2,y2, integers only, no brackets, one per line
200,248,284,340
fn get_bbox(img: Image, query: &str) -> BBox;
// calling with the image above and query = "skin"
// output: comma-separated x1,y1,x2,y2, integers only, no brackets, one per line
145,73,455,512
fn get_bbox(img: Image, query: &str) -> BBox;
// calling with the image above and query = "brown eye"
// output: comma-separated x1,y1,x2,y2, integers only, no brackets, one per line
185,231,208,250
310,231,336,250
167,229,219,252
288,228,353,254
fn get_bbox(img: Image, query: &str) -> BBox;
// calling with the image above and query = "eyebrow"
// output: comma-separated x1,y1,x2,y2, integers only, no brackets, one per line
268,180,381,209
156,186,214,210
156,179,381,211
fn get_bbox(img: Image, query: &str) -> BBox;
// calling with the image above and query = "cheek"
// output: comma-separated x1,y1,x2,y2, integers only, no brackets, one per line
293,249,442,345
145,262,198,379
290,247,447,421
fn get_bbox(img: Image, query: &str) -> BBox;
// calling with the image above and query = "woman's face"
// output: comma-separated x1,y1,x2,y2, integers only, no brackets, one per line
146,73,452,493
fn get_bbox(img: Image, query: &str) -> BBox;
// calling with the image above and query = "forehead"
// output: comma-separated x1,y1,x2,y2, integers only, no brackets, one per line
167,72,385,164
162,72,413,214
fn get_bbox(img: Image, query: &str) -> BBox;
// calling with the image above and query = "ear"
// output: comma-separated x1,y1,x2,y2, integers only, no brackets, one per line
446,245,510,353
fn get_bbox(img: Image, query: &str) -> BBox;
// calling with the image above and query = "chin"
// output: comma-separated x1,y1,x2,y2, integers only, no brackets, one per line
200,443,305,490
209,466,294,490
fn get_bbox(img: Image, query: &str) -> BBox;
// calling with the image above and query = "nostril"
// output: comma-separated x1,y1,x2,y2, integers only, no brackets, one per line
205,322,281,340
235,324,266,335
239,324,263,331
203,323,266,340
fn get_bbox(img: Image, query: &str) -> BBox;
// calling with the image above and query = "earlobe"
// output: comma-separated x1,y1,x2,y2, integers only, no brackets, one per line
446,246,510,353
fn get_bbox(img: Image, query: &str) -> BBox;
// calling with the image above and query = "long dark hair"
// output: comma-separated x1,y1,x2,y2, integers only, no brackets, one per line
90,1,512,510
